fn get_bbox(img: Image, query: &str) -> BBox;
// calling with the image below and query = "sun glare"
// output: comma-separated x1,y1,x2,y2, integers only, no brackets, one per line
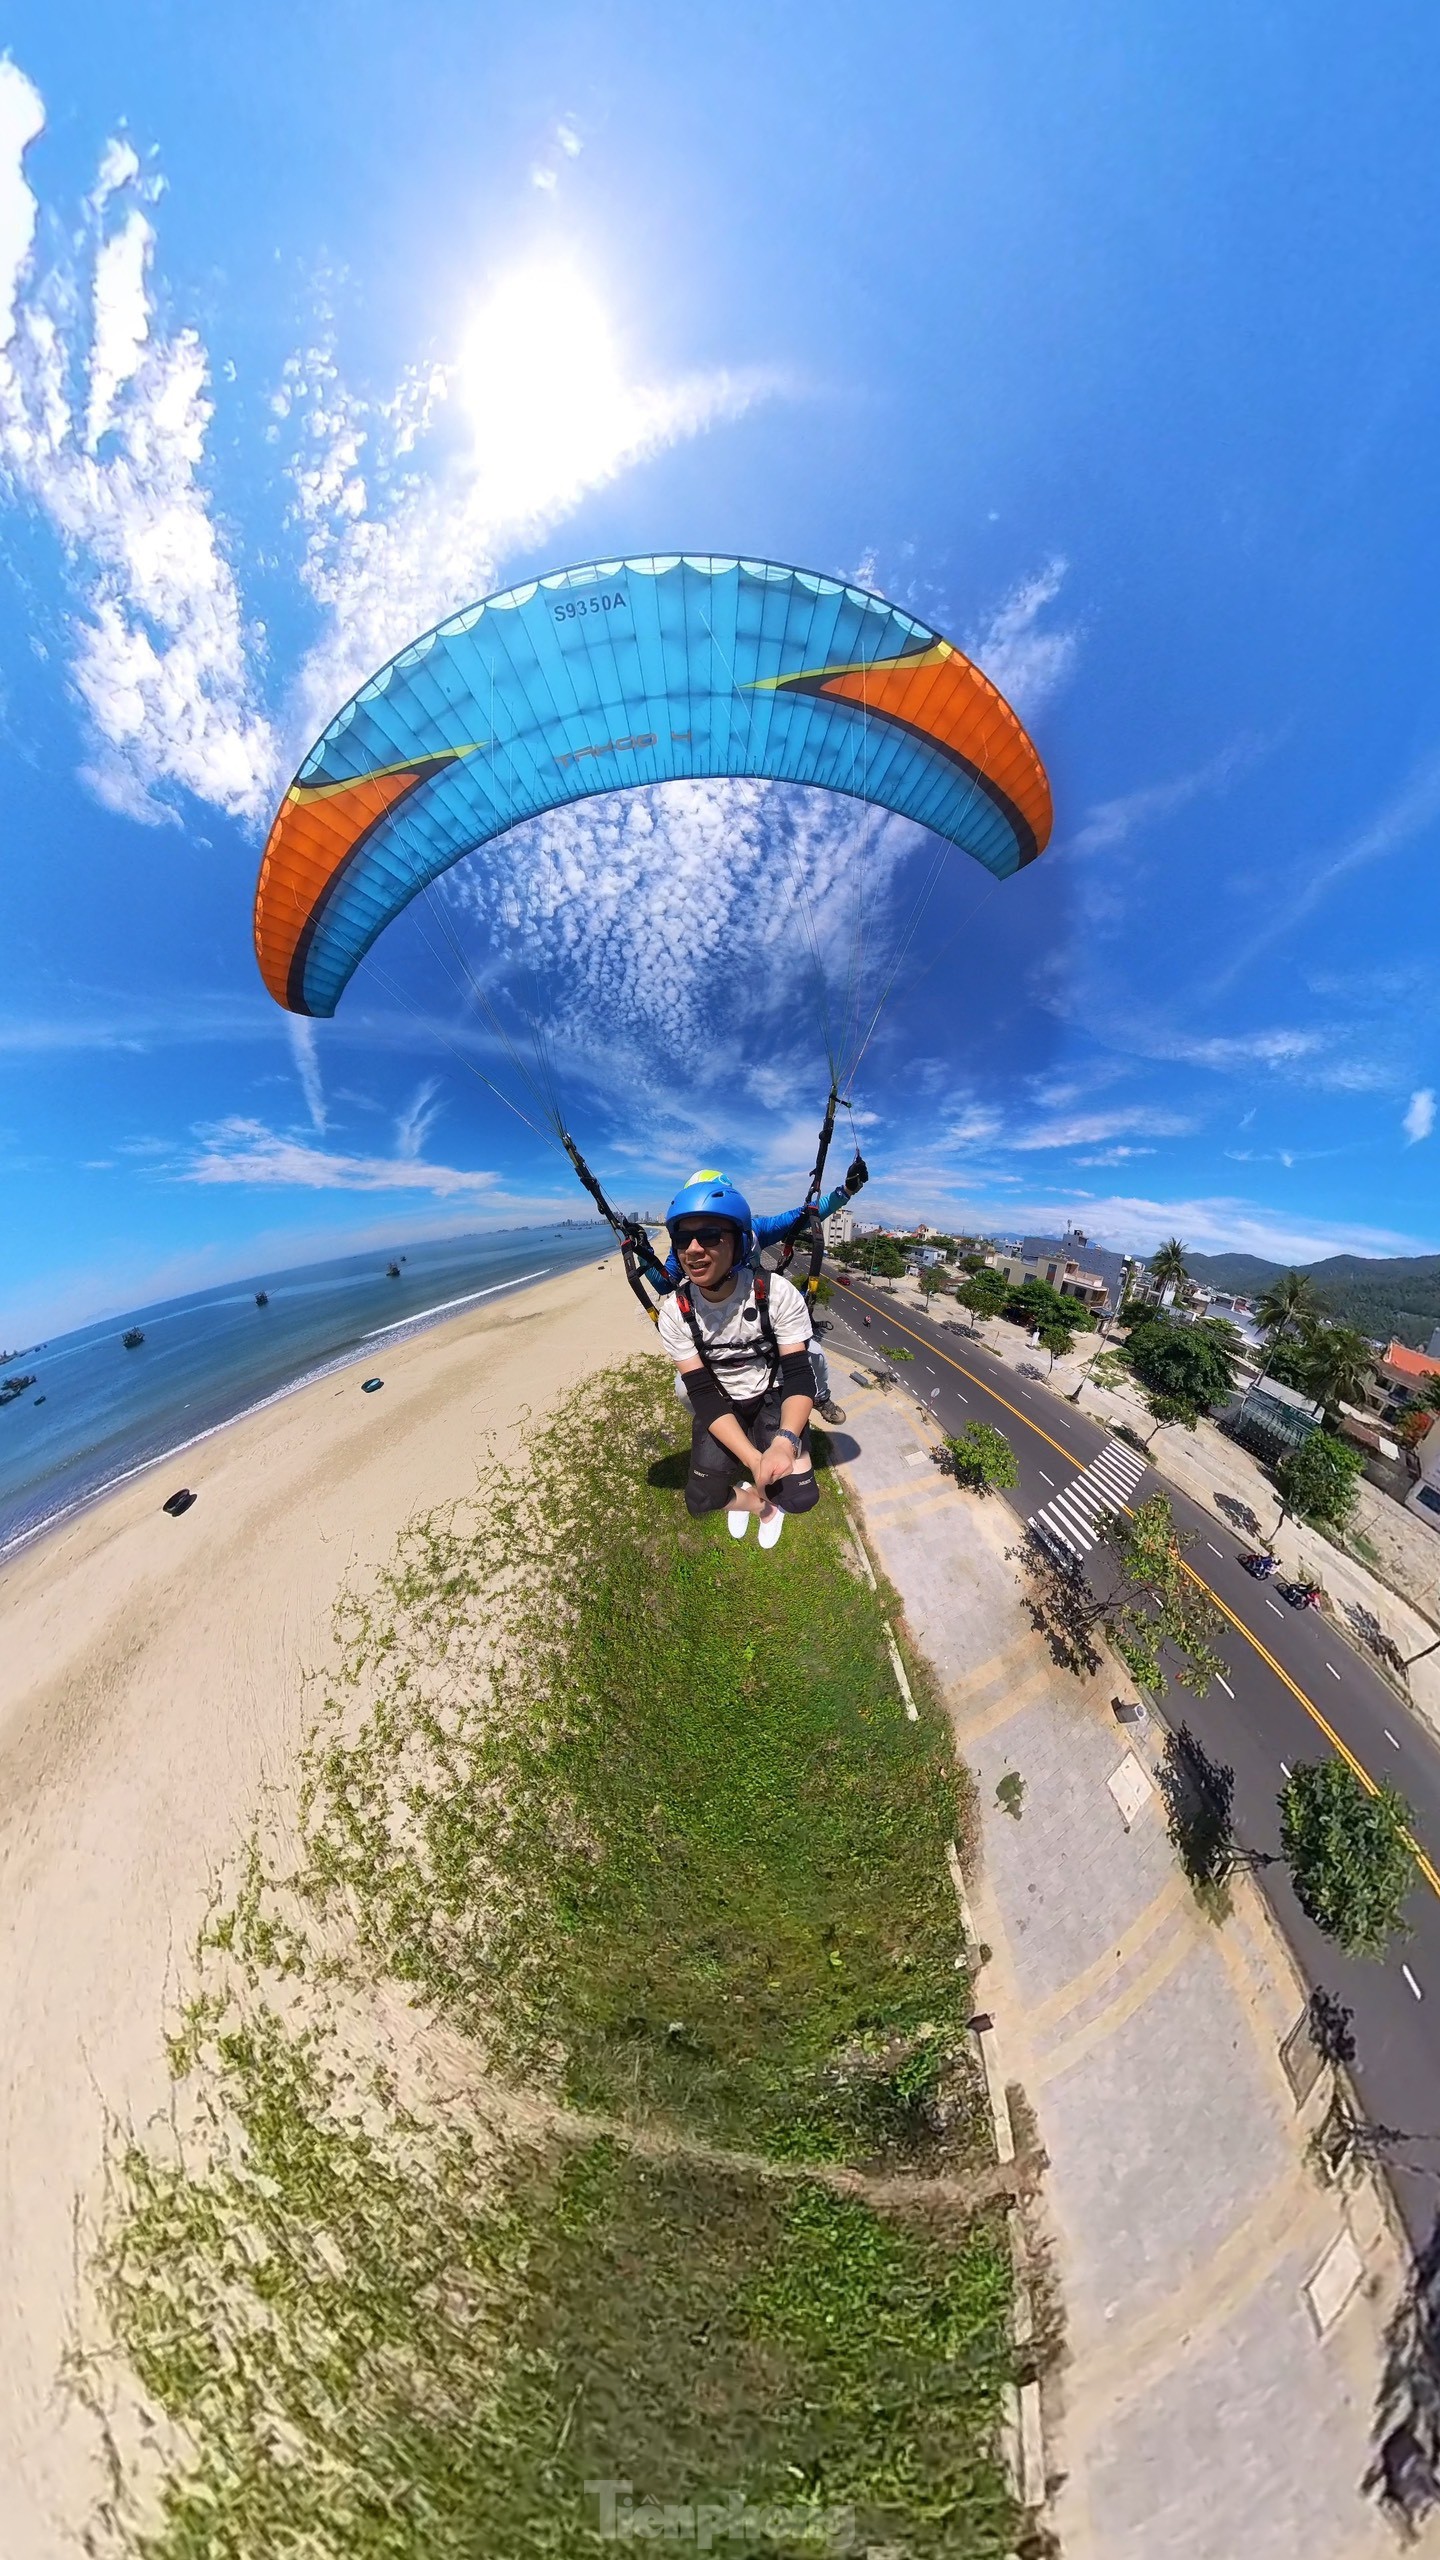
456,261,634,513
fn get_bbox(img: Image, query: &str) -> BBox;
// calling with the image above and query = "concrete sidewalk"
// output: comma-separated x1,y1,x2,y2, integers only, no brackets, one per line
826,1376,1413,2560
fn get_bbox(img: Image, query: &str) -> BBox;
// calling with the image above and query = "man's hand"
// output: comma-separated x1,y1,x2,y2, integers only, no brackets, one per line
844,1152,869,1196
754,1432,796,1491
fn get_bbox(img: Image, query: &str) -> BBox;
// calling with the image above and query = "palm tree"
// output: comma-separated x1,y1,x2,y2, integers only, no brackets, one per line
1149,1238,1190,1302
1251,1269,1322,1396
1298,1324,1375,1424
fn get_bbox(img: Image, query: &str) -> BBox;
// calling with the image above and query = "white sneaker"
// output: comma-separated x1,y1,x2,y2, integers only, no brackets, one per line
727,1500,752,1539
756,1503,786,1550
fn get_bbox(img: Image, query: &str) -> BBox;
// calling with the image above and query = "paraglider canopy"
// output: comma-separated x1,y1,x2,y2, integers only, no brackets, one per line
253,553,1052,1022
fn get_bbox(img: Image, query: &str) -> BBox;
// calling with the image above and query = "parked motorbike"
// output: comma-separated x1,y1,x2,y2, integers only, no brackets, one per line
1242,1551,1279,1580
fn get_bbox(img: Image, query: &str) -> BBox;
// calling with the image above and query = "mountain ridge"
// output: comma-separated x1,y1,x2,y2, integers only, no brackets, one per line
1182,1250,1440,1348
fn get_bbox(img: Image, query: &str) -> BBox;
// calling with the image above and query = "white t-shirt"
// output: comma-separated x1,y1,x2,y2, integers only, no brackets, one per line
656,1267,812,1405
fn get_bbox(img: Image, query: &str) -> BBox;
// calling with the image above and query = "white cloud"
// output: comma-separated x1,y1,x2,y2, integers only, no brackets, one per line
287,1016,326,1132
964,557,1076,719
1067,742,1253,859
85,205,151,446
88,135,140,210
940,1095,1190,1156
0,65,277,821
181,1115,500,1197
1073,1145,1155,1166
1007,1106,1193,1152
1,67,778,829
395,1076,442,1159
286,259,781,752
446,775,918,1074
1404,1087,1435,1144
555,120,582,158
1213,750,1440,992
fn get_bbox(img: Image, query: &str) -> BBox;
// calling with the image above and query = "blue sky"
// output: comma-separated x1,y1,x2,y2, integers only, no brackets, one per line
2,3,1438,1344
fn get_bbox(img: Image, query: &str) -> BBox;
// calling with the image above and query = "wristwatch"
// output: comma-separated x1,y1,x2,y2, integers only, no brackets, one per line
774,1427,802,1451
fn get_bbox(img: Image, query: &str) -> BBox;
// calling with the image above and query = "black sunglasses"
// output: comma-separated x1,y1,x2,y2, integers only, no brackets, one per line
674,1224,733,1250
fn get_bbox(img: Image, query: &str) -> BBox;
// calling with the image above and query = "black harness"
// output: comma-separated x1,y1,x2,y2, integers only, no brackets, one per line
673,1267,781,1404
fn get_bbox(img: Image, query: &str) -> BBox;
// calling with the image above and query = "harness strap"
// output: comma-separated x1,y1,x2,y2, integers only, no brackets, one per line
675,1268,781,1403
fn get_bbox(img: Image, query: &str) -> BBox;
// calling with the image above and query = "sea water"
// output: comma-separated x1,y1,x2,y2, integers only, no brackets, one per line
0,1225,610,1556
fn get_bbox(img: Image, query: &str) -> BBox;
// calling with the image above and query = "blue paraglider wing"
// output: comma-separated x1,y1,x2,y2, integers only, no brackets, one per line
255,554,1052,1018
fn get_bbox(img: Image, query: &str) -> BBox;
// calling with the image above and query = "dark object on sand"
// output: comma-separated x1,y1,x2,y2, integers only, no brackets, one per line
361,1377,384,1394
255,1289,269,1306
122,1327,145,1349
162,1488,196,1517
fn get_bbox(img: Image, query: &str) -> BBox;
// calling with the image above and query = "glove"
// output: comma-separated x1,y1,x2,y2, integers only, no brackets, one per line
844,1152,869,1196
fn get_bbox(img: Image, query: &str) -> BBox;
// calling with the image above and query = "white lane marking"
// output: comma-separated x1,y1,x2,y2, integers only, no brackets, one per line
1206,1541,1223,1556
1265,1599,1284,1617
1039,1470,1056,1486
1325,1663,1341,1679
1280,1760,1291,1778
1216,1676,1234,1698
956,1392,968,1402
1385,1730,1400,1749
1404,1964,1424,2001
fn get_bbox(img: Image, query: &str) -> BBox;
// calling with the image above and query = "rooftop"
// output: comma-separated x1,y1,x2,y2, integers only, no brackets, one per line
1382,1340,1440,1382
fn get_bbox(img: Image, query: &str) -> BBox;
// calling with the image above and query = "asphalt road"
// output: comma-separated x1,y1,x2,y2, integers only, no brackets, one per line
828,1276,1440,2251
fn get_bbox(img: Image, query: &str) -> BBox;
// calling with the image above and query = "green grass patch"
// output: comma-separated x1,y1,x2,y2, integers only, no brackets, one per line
290,1358,982,2164
90,2019,1015,2557
81,1358,1015,2558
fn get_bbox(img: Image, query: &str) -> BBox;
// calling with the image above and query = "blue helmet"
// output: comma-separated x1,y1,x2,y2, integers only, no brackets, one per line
665,1169,754,1257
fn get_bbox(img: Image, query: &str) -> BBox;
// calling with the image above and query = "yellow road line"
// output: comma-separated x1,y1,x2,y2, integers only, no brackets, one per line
846,1287,1440,1902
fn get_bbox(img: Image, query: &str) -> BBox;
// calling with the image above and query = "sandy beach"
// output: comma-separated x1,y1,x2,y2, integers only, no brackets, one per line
0,1259,651,2560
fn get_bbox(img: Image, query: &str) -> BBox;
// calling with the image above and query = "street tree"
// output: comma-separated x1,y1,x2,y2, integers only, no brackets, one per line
938,1420,1018,1494
1037,1315,1075,1371
958,1268,1008,1335
1126,1315,1238,1411
1006,1275,1097,1337
1142,1390,1201,1446
918,1264,950,1301
862,1239,908,1281
1279,1759,1416,1959
1274,1430,1364,1535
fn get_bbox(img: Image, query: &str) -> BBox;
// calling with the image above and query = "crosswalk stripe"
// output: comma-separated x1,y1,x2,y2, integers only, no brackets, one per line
1027,1435,1145,1558
1044,1498,1096,1550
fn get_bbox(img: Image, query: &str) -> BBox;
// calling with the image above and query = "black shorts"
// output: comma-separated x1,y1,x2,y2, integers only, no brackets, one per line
685,1387,821,1519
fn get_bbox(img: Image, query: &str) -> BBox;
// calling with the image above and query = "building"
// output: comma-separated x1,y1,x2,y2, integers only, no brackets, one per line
822,1206,855,1249
1229,1375,1324,1466
1429,1327,1440,1359
1363,1341,1440,1431
987,1230,1135,1318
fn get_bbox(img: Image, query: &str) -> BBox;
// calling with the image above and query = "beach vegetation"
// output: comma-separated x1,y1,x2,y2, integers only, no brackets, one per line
79,1359,1018,2559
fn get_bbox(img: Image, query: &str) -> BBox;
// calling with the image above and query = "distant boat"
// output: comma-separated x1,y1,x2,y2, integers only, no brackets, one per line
255,1290,269,1306
387,1262,401,1278
122,1327,145,1349
0,1371,36,1406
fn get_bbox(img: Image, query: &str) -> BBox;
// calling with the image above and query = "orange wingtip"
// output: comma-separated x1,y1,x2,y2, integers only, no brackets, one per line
253,755,461,1012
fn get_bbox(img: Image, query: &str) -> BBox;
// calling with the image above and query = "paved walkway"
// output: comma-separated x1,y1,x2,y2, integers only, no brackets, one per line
827,1376,1413,2559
